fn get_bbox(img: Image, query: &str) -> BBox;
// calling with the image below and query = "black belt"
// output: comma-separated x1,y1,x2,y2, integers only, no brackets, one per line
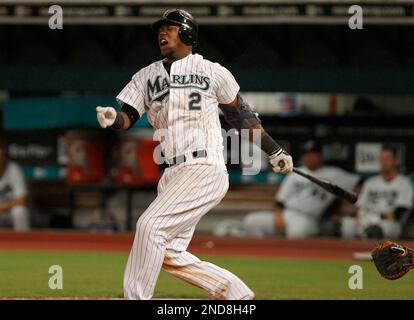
168,150,207,166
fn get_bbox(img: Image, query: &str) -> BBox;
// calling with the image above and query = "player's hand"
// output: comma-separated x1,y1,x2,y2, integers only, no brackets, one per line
96,106,117,128
269,149,293,173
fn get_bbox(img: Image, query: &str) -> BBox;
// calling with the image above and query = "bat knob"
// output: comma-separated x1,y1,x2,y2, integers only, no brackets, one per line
278,160,285,168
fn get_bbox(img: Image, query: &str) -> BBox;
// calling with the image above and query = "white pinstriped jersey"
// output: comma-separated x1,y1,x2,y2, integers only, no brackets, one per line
116,53,239,166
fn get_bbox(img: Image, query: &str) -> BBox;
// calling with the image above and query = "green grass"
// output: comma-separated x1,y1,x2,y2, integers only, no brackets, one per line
1,250,414,299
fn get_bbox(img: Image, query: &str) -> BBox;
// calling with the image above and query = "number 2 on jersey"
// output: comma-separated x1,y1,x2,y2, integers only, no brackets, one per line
189,92,201,110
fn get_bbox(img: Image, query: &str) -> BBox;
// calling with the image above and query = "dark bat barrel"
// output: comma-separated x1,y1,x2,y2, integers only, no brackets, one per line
277,160,358,204
292,167,358,204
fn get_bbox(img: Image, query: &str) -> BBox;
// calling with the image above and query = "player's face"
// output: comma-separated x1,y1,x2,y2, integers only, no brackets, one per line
379,150,398,173
158,24,183,58
302,152,323,171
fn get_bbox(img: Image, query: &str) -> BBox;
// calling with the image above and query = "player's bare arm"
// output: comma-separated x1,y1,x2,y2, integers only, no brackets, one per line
219,94,293,173
96,103,140,131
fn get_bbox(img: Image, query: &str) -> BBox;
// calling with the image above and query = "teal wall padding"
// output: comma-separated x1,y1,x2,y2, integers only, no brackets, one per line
3,96,150,130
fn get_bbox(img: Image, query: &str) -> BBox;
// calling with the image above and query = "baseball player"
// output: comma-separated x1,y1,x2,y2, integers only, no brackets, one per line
96,9,293,300
243,141,359,238
342,145,413,239
0,140,30,231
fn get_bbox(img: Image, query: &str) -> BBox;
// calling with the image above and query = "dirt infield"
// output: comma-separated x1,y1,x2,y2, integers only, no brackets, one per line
1,230,411,261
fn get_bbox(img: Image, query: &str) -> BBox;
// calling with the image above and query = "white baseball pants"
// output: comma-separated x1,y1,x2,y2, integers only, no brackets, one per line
123,163,254,300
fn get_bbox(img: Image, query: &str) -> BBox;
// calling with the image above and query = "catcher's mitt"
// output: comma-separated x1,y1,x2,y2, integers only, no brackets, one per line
371,241,414,280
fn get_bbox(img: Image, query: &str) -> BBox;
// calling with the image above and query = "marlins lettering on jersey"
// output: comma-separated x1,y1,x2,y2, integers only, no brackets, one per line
147,74,211,103
116,53,238,164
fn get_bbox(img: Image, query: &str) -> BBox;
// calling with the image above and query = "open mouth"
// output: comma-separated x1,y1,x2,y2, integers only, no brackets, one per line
160,39,168,47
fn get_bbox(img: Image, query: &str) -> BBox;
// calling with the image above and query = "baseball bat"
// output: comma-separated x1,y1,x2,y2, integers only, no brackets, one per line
278,161,358,204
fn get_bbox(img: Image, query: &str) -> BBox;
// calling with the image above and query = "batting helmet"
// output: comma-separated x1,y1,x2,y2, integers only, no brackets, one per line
152,9,198,47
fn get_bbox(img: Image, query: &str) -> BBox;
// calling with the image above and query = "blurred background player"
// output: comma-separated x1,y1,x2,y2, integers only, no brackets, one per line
0,141,30,231
243,141,359,238
342,145,413,239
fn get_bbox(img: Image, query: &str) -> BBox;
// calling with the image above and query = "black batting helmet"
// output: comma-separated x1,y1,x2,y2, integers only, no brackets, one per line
152,9,198,47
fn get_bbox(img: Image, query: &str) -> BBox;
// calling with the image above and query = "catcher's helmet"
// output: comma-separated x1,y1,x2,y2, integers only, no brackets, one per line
152,9,198,47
